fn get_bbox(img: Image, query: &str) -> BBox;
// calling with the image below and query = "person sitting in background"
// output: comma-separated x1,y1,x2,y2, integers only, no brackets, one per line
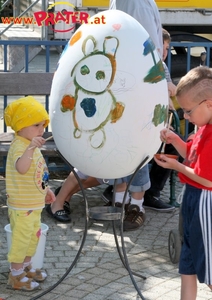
102,28,180,212
47,166,149,231
143,28,180,211
162,28,176,109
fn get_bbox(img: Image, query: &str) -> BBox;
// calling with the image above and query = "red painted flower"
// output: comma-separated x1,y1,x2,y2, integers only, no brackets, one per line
36,228,41,238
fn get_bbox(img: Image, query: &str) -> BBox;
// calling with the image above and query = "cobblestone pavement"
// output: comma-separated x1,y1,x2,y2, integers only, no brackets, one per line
1,174,212,300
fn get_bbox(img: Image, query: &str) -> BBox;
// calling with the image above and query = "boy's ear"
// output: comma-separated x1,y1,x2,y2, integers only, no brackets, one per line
206,99,212,108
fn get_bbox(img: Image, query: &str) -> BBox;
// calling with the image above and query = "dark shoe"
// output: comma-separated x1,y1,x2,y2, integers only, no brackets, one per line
46,204,71,223
54,187,71,214
105,201,129,213
101,185,113,203
54,186,62,196
63,201,71,214
143,194,175,212
123,204,145,231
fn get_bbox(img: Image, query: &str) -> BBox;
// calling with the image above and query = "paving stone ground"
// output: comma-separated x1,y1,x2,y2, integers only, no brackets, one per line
0,173,212,300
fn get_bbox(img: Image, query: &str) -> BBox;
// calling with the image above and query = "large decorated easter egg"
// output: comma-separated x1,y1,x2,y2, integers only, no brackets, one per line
49,9,168,179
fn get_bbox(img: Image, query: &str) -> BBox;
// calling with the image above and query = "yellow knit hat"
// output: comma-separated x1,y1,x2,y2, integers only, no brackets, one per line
4,96,50,132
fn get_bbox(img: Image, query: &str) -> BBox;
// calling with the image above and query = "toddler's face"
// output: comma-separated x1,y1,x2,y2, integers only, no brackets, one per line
18,121,46,141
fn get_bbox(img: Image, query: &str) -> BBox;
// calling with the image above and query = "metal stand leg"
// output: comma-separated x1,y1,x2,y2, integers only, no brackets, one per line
31,152,149,300
168,170,180,207
111,157,149,300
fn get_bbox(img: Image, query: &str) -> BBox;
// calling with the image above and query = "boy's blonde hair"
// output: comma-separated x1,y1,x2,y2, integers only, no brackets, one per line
162,28,171,43
176,66,212,102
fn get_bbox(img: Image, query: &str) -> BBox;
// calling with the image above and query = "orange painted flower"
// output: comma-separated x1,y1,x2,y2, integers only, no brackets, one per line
61,95,76,112
111,102,125,123
36,228,41,238
26,210,33,216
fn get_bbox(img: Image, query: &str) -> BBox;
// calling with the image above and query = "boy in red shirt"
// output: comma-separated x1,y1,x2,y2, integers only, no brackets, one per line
154,66,212,300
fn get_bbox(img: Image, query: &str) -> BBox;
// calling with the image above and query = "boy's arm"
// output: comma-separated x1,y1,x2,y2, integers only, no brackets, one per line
160,129,187,158
171,137,187,158
155,157,212,188
177,163,212,188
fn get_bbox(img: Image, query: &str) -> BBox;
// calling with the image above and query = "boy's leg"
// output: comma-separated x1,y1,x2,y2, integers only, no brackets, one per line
180,186,212,298
123,164,150,231
181,274,197,300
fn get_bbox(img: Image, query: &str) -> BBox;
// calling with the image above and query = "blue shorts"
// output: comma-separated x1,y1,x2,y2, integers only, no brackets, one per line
179,184,212,284
76,164,150,193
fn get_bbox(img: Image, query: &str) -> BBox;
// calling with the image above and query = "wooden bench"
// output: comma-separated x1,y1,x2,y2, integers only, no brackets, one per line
0,72,71,173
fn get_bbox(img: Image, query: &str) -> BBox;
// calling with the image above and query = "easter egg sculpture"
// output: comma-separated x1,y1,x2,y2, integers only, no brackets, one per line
49,9,168,179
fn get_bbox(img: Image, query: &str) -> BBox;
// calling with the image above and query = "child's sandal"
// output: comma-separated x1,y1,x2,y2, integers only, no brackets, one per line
7,271,40,291
24,265,47,282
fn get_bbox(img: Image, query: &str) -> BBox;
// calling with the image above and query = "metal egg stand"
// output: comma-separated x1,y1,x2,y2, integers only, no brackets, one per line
31,152,149,300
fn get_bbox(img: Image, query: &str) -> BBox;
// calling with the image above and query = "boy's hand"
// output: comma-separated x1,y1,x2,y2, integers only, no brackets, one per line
154,154,179,170
168,97,175,110
167,81,177,98
160,129,178,144
45,189,56,204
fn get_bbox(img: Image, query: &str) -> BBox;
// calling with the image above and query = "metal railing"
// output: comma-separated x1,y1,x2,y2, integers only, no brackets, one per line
0,39,67,72
0,39,67,131
167,41,212,138
0,0,11,12
167,41,212,74
0,40,69,172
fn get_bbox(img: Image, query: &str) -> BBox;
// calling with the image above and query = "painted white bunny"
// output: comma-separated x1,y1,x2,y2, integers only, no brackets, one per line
60,35,125,149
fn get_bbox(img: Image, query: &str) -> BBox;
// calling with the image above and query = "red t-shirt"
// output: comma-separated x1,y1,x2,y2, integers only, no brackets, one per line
178,124,212,190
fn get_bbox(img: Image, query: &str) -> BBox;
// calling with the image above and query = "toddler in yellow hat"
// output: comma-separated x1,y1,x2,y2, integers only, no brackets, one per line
4,96,55,291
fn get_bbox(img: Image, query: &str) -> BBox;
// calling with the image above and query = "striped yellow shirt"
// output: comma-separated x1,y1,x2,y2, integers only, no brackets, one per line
6,136,49,210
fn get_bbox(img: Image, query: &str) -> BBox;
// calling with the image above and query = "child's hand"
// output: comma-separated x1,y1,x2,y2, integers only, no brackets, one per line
160,129,178,144
154,154,179,170
29,137,45,149
168,97,175,110
45,189,56,204
167,82,177,98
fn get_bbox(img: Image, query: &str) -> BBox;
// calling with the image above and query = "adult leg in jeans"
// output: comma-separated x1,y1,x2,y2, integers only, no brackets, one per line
106,164,150,231
102,142,178,212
